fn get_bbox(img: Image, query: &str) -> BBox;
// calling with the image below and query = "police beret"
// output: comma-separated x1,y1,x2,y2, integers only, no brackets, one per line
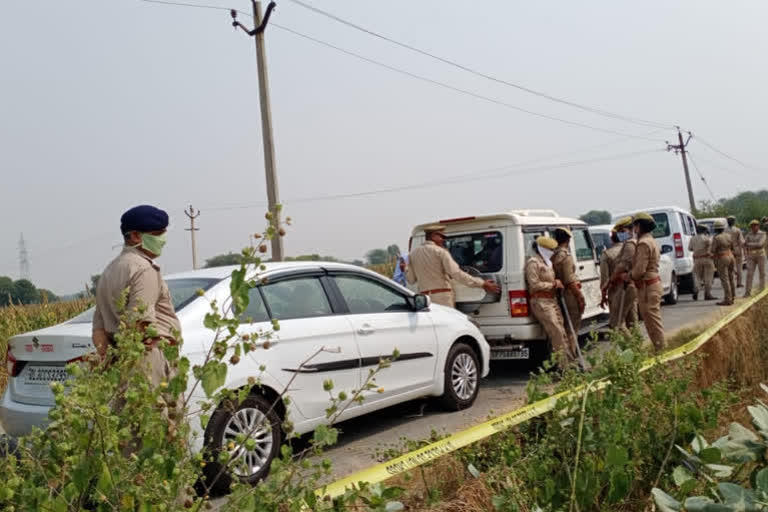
727,215,736,221
613,216,633,231
120,205,169,234
536,236,558,250
632,212,654,223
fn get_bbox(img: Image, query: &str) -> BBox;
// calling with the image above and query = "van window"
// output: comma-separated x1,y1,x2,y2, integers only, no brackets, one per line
678,212,691,235
444,231,503,273
572,228,595,261
687,215,696,235
651,213,671,238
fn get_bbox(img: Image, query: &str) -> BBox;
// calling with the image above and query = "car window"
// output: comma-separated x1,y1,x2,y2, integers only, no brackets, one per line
572,228,595,261
651,213,671,238
444,231,503,273
261,277,332,320
239,288,270,323
678,212,690,235
687,215,696,235
334,275,410,314
69,277,221,324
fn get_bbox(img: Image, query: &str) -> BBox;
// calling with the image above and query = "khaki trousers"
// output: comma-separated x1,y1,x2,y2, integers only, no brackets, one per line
746,252,766,295
693,259,715,297
638,281,664,352
716,256,736,303
429,291,455,308
620,284,638,329
734,252,744,286
607,287,623,329
563,288,582,334
531,299,578,367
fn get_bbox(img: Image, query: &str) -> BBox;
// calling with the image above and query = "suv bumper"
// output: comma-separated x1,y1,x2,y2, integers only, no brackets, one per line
0,389,50,437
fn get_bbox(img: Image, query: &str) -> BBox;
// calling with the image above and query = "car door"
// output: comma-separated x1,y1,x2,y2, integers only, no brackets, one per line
328,272,438,406
570,226,602,320
237,274,362,423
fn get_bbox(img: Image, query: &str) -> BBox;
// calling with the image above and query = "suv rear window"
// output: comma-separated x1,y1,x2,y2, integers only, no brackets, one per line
444,231,503,273
652,213,671,238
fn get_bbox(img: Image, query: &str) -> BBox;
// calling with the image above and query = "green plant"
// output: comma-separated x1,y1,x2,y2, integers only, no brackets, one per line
653,383,768,511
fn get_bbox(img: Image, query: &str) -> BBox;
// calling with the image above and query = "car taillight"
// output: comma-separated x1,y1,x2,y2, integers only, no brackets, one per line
674,233,684,258
6,346,21,378
509,290,529,317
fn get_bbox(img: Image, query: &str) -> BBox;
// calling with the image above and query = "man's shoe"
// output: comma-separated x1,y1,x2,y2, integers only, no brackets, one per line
692,291,699,301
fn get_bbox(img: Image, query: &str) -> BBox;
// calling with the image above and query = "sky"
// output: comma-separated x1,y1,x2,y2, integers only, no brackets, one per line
1,0,767,295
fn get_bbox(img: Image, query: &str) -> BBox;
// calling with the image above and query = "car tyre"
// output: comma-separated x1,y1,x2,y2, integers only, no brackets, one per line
664,273,679,305
202,393,282,496
438,342,481,411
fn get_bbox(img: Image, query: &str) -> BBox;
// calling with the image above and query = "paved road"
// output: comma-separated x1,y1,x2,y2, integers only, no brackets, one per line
320,281,736,481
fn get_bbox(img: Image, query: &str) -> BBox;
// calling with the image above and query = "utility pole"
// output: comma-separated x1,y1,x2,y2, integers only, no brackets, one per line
184,205,201,270
231,1,284,261
667,127,695,213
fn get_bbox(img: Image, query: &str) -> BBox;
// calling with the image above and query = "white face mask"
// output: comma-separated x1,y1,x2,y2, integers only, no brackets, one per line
538,246,554,267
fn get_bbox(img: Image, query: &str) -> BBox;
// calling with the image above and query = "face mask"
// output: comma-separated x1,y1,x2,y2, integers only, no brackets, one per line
141,232,167,256
538,246,554,266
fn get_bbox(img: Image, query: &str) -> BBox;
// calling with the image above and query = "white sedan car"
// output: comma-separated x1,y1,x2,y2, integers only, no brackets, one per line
1,262,489,489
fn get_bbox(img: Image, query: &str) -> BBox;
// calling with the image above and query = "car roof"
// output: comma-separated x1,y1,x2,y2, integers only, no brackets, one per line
697,217,725,223
588,224,613,233
165,261,374,281
412,210,585,233
612,205,692,219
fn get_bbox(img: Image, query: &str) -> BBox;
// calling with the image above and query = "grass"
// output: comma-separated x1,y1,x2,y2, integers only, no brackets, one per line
0,299,92,396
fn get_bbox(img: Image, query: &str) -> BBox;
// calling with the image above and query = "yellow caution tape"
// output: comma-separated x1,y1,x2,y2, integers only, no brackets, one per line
318,288,768,499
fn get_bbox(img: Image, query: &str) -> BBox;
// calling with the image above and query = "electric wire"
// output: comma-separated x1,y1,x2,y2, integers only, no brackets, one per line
686,152,717,202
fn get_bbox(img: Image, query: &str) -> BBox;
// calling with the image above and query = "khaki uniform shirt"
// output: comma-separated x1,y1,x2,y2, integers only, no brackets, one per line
745,231,767,255
728,226,745,253
93,246,181,340
615,239,637,274
406,241,484,292
599,244,622,289
630,233,660,281
688,234,712,258
552,247,579,286
525,254,558,295
712,232,734,256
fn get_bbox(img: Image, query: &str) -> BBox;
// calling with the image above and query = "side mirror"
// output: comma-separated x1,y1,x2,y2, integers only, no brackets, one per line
661,245,673,254
412,294,430,311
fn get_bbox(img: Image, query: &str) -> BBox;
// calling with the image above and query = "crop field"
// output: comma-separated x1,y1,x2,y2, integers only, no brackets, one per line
0,299,92,395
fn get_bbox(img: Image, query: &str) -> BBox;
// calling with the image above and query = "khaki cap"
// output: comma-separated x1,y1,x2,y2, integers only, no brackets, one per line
423,224,446,234
727,215,736,221
613,216,633,231
553,226,572,238
714,219,727,229
536,236,558,250
750,219,760,226
632,212,654,223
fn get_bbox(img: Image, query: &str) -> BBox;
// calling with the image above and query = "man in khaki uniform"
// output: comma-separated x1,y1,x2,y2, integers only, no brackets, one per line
744,219,766,297
93,205,180,388
404,225,500,307
629,213,665,351
551,227,585,335
599,230,623,328
712,219,736,306
605,217,638,329
689,224,717,301
727,216,745,288
524,236,578,368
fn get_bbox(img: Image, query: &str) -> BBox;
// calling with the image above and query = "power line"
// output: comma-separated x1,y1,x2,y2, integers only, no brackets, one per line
139,0,234,13
693,134,763,172
204,148,661,212
285,0,673,131
686,152,717,202
270,23,664,142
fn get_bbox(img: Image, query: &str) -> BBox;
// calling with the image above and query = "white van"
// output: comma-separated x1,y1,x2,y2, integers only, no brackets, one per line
612,206,698,295
408,210,607,361
697,217,726,235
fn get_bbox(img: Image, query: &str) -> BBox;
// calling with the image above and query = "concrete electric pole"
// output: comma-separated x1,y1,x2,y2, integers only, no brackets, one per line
667,127,696,213
184,205,201,270
231,1,284,261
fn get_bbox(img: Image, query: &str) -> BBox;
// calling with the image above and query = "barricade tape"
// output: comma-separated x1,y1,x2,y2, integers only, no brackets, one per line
318,287,768,499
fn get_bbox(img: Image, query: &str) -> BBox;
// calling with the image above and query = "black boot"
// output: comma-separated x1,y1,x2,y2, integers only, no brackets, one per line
692,290,699,301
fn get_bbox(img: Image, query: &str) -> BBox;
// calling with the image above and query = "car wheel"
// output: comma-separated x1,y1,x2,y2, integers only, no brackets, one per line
202,393,282,495
438,342,480,411
664,273,679,305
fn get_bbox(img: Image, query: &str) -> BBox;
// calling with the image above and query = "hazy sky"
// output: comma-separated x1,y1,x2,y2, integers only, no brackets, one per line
1,0,767,294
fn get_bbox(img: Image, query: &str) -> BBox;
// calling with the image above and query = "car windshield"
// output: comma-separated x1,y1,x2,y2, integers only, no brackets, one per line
651,213,671,238
69,277,222,323
444,231,503,273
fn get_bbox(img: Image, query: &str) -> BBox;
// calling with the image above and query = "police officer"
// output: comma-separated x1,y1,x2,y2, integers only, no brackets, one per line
524,236,578,368
727,216,745,288
712,219,736,306
744,219,766,297
552,227,586,335
92,205,179,389
689,224,717,301
606,217,638,329
404,225,501,307
599,229,623,328
629,213,665,352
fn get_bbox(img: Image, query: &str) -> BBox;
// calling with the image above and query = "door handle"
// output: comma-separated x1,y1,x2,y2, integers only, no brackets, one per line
357,324,375,336
578,265,585,270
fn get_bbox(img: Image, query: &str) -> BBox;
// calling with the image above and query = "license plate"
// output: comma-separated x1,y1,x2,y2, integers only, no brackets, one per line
491,348,530,360
24,365,69,385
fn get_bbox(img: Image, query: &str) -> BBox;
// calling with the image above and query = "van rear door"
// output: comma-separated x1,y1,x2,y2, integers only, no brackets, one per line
571,226,602,322
443,229,505,315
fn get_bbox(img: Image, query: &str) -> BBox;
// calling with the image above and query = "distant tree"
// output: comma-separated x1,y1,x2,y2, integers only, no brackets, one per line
579,210,612,226
38,289,59,303
0,276,13,306
365,249,390,265
12,279,39,304
284,254,339,262
89,274,101,296
697,190,768,224
386,245,401,260
204,253,243,268
350,259,365,267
